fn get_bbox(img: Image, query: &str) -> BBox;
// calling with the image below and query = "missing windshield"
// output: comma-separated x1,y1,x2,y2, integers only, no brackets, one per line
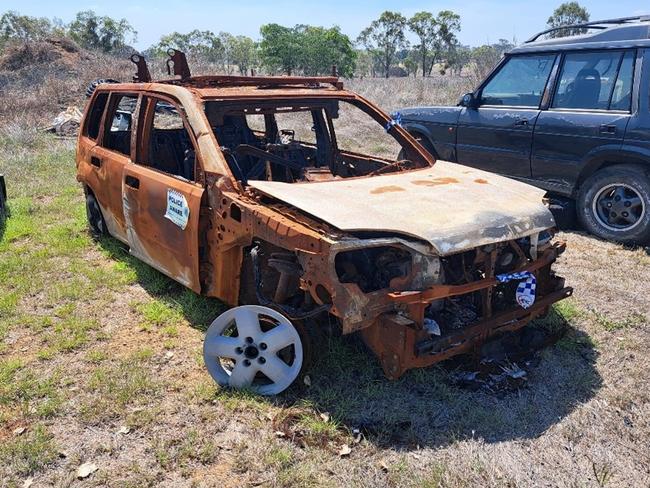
204,98,428,184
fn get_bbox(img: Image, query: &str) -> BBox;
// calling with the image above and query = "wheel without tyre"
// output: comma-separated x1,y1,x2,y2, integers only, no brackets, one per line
203,305,304,395
577,165,650,244
85,193,107,237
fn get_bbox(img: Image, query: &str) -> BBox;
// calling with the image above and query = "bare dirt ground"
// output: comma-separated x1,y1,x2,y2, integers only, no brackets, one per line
0,68,649,487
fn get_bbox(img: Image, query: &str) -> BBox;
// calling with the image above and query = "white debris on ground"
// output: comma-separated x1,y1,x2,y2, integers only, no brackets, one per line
44,106,83,136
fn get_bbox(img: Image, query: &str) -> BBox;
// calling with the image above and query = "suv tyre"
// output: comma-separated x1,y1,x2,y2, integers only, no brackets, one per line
85,192,107,237
577,165,650,244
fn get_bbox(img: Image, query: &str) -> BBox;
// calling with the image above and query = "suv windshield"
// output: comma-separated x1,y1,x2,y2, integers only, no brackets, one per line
204,98,429,184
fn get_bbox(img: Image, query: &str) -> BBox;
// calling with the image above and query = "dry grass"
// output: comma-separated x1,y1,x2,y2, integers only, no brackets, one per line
0,56,649,487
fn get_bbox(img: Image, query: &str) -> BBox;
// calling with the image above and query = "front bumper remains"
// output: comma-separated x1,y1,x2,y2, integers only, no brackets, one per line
360,242,572,379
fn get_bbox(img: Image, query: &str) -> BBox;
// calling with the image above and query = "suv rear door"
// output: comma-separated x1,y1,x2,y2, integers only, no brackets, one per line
532,50,635,193
78,91,138,241
122,95,204,292
456,53,556,177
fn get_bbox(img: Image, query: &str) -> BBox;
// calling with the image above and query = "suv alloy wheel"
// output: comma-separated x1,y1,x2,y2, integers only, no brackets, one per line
578,165,650,244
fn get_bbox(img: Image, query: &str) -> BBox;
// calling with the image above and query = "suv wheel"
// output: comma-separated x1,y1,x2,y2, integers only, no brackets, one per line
85,193,107,237
577,165,650,244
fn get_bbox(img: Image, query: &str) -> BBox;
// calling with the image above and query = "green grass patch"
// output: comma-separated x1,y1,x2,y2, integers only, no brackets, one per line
0,424,58,477
593,311,647,332
153,428,219,470
0,359,63,419
40,315,99,356
80,349,161,423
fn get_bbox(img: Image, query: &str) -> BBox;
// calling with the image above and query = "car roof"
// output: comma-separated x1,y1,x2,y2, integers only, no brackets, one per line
94,76,357,101
511,16,650,54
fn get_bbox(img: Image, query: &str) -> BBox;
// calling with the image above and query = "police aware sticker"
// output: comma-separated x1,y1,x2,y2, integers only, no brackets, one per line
165,189,190,230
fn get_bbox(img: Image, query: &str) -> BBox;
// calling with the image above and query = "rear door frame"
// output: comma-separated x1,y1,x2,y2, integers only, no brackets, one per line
122,91,206,293
530,48,637,194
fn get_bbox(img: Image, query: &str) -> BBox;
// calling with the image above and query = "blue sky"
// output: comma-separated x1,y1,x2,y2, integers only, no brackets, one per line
4,1,649,49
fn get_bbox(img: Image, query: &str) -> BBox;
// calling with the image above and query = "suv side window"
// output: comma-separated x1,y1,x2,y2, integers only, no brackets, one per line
84,92,108,140
552,51,634,111
610,51,635,111
102,94,138,157
140,98,196,181
480,54,555,107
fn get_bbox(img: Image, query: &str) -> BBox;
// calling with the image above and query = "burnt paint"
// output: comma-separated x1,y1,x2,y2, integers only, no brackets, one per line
411,177,459,186
370,185,405,194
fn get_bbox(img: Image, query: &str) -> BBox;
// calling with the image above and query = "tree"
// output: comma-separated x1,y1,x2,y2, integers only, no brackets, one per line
0,11,53,46
547,2,590,38
229,35,258,75
469,39,514,81
259,24,356,77
434,10,461,75
403,50,419,77
408,12,438,77
153,30,223,62
67,10,136,53
297,25,356,77
259,24,300,75
357,11,409,78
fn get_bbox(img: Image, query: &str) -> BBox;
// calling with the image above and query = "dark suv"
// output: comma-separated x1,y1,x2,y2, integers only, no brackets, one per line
397,16,650,244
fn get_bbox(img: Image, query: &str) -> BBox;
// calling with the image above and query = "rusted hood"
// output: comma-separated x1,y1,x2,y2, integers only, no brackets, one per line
249,161,555,255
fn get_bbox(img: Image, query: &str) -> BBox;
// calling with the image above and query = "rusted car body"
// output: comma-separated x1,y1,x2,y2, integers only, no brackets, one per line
76,53,571,386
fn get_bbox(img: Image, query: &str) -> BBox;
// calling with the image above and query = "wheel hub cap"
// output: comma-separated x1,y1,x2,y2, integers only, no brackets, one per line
593,183,645,232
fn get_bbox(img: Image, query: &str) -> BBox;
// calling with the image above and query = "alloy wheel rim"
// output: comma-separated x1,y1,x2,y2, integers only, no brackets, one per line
593,183,645,232
203,305,303,395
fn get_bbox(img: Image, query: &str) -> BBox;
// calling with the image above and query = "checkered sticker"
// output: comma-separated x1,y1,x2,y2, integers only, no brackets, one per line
496,271,537,309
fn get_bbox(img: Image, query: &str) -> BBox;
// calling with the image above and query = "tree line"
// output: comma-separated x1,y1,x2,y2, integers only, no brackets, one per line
0,3,590,78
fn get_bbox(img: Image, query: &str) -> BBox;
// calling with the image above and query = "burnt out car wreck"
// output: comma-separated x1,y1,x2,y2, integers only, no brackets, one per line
77,50,571,395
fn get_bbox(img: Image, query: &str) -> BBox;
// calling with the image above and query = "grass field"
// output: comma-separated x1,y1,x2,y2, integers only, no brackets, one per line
0,77,649,487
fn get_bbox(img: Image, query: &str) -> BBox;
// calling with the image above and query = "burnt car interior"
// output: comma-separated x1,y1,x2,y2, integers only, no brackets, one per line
204,99,430,184
144,99,195,181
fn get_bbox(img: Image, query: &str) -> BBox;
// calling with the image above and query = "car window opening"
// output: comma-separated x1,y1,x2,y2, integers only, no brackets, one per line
204,99,429,184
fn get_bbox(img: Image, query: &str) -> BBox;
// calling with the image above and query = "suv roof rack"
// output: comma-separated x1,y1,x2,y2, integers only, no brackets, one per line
129,49,343,90
157,74,344,90
526,15,650,43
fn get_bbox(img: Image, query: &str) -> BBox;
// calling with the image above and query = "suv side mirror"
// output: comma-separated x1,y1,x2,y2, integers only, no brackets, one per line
458,92,478,109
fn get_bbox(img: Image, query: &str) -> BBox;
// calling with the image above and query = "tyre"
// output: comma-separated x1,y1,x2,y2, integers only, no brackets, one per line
203,305,305,395
85,192,107,237
85,78,119,98
577,165,650,244
398,134,437,161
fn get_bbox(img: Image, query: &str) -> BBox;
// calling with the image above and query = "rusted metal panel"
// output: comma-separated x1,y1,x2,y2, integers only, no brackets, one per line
122,164,204,292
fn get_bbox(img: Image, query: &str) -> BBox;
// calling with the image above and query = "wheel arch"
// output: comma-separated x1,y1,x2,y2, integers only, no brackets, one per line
575,148,650,193
402,123,439,158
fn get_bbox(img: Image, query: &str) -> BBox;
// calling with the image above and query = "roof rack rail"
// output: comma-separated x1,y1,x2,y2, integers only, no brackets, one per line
157,74,344,90
526,15,650,43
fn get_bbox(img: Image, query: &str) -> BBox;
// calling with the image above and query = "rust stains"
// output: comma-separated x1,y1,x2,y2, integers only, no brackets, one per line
370,185,405,194
411,177,459,187
474,178,489,184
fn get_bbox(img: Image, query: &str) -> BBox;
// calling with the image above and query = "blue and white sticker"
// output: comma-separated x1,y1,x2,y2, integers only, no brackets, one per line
165,189,190,230
495,271,537,309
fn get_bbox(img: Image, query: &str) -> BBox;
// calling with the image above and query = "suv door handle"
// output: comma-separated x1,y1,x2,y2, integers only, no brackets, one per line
599,124,617,134
90,156,102,168
514,118,530,127
125,175,140,189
